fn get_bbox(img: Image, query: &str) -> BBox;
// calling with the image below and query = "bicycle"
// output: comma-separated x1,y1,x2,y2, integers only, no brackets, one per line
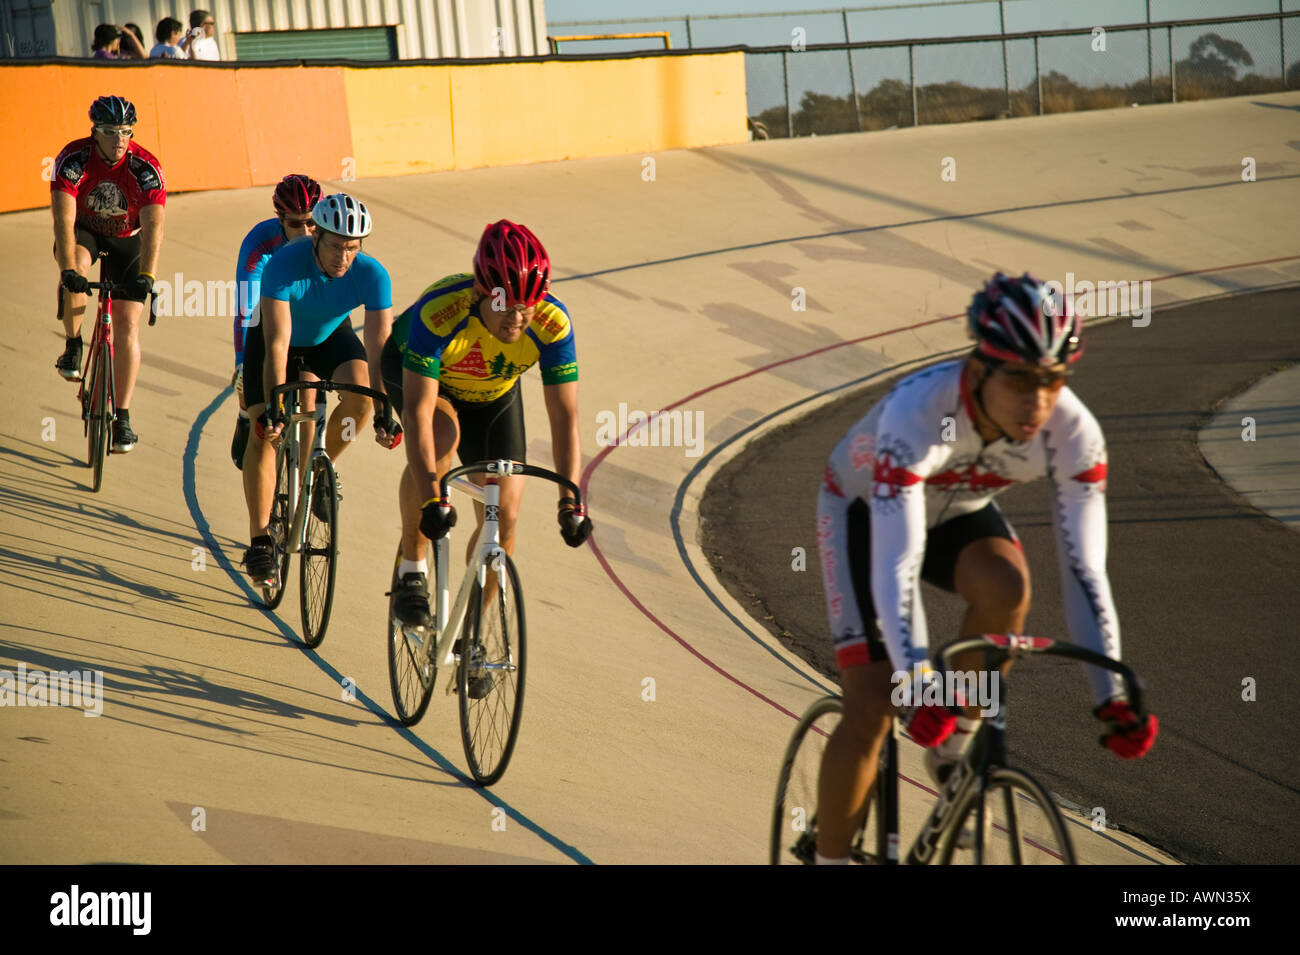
386,460,582,786
770,633,1147,865
76,267,157,492
256,377,397,650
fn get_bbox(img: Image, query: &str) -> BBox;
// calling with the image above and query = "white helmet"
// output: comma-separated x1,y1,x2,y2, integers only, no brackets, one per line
312,193,372,238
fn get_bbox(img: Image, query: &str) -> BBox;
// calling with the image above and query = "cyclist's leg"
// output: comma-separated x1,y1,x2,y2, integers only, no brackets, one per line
306,323,368,462
815,492,897,861
400,395,459,562
105,234,145,413
929,504,1028,718
454,384,526,566
240,323,277,540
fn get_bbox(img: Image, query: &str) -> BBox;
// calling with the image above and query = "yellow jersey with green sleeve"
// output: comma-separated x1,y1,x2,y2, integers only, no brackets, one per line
398,273,578,403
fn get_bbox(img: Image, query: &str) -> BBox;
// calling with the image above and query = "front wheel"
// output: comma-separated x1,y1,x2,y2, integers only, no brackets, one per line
299,455,337,648
387,541,436,725
940,767,1075,864
262,444,292,609
86,346,109,493
457,553,526,786
772,695,878,865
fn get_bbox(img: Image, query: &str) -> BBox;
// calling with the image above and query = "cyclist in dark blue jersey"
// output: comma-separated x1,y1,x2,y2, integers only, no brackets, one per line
229,174,321,469
240,193,401,582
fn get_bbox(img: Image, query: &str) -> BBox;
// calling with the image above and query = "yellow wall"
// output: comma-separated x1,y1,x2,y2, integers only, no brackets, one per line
1,52,748,213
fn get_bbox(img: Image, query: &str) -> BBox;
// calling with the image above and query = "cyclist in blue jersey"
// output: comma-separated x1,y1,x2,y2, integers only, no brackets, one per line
240,193,401,582
379,221,592,627
230,174,321,469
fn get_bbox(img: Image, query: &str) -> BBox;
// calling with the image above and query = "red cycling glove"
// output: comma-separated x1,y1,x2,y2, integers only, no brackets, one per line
1095,698,1158,759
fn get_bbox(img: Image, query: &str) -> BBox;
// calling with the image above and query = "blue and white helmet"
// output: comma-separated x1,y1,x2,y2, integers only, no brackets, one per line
968,272,1083,367
312,193,372,238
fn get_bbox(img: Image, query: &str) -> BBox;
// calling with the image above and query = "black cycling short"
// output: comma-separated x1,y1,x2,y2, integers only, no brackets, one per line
381,334,526,465
55,227,145,311
846,499,1019,663
242,320,366,409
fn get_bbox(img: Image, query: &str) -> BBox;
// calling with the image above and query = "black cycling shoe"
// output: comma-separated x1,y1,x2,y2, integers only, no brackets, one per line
242,536,277,583
110,420,138,453
311,470,340,523
392,572,431,628
231,415,250,470
56,339,83,381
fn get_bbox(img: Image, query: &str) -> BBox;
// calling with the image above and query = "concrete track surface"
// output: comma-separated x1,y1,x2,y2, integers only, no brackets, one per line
2,92,1297,864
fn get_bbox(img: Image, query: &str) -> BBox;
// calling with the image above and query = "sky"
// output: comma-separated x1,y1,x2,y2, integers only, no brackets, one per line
546,0,1298,112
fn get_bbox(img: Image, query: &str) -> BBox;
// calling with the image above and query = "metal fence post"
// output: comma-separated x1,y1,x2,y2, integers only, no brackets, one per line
1146,0,1154,102
1168,26,1176,102
999,0,1011,115
1034,34,1042,114
783,51,794,137
685,16,693,49
1281,1,1287,89
844,10,862,130
909,44,918,126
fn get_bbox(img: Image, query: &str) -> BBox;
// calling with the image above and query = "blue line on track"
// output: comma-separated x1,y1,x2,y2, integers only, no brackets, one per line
183,387,594,865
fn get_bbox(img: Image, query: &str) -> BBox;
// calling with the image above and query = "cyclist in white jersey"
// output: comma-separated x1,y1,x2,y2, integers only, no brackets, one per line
814,272,1158,865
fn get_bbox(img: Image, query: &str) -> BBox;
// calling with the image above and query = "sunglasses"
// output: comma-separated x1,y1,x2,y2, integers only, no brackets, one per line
284,216,315,228
202,20,215,26
95,126,133,139
997,366,1071,393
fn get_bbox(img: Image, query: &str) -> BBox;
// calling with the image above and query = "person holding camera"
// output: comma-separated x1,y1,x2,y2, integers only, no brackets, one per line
91,24,146,60
188,10,219,60
148,17,193,59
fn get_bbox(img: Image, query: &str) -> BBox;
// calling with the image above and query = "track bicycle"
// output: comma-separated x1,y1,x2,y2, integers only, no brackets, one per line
255,377,397,650
771,633,1147,865
386,460,582,786
76,265,157,492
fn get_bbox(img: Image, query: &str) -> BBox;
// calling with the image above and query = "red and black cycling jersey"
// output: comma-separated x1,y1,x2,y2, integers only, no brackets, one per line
50,138,166,238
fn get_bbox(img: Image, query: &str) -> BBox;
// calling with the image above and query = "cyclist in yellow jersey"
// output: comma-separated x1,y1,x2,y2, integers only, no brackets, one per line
376,221,592,626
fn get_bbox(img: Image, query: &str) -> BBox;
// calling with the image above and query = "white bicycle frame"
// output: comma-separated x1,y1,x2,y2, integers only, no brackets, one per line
420,460,520,675
275,396,328,563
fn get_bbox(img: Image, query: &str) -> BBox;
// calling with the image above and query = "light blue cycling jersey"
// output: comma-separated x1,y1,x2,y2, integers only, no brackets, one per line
234,217,289,365
260,239,392,347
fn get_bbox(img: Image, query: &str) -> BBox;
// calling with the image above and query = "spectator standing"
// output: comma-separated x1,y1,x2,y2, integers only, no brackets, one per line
120,24,147,59
91,25,121,59
149,18,192,59
188,10,220,61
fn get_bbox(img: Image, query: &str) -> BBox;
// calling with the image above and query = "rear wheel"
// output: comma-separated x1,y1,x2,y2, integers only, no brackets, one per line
86,345,109,493
457,553,526,786
299,456,337,648
387,541,436,725
940,767,1075,864
262,445,292,609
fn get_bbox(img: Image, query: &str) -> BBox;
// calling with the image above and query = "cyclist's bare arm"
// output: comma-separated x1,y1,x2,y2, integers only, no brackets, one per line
52,191,79,272
542,380,582,505
137,204,164,277
362,306,394,420
402,367,441,500
260,297,292,417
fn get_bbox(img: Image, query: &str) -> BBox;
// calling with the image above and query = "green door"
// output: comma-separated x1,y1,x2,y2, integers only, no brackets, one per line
234,26,397,62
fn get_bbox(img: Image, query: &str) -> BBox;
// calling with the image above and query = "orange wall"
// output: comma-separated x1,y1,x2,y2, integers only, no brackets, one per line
0,54,747,214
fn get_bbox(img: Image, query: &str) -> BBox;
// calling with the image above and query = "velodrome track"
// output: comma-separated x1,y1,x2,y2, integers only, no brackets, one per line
2,92,1297,864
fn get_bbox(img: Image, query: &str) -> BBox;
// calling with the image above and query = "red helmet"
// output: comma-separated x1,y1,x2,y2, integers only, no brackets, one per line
272,174,321,217
473,220,550,309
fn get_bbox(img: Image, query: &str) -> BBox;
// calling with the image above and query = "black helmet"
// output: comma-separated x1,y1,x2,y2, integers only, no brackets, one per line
89,95,137,126
967,272,1083,367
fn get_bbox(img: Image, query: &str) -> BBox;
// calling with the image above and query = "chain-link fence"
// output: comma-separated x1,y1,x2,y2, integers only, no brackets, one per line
551,2,1300,138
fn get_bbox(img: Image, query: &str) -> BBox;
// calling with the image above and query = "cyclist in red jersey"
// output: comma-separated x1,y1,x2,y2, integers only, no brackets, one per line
52,95,166,453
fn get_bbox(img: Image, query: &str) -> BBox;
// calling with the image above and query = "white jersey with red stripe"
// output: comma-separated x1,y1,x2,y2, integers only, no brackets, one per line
818,358,1121,703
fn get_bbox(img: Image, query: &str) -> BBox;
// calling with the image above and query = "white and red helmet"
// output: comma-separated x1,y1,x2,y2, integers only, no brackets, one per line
968,272,1083,366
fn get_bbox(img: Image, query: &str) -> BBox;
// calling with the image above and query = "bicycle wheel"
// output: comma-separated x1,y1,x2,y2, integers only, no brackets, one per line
261,444,292,609
770,695,878,865
299,455,337,648
940,766,1075,865
457,553,526,786
387,541,436,726
86,346,109,493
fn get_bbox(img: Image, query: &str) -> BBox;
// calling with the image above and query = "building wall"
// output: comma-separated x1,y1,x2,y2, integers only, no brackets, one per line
45,0,547,59
0,51,749,212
